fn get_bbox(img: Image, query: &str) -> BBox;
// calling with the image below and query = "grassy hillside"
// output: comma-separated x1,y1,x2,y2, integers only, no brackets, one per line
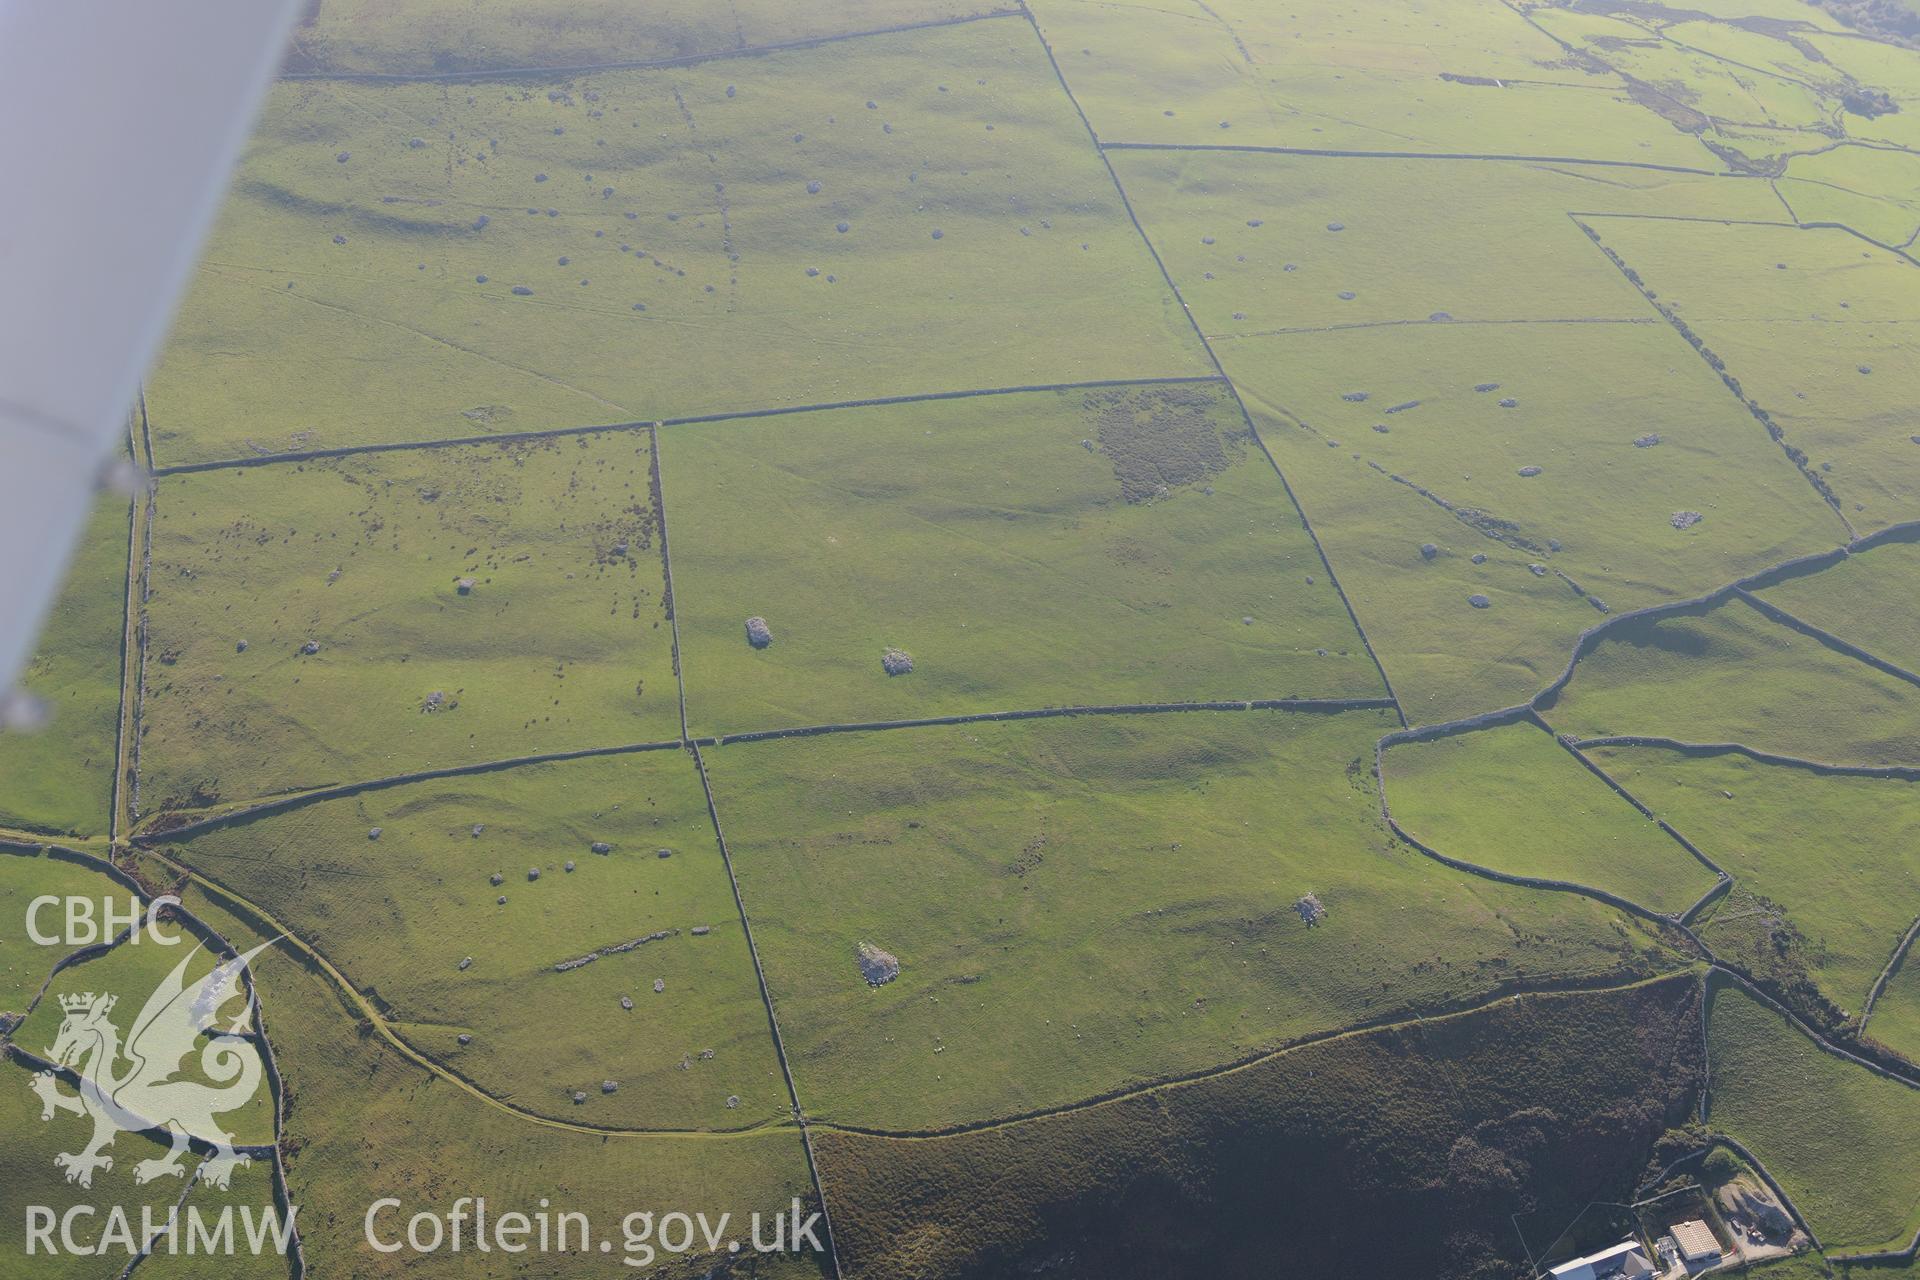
148,20,1207,464
285,0,1002,75
0,497,129,837
1760,536,1920,677
1544,596,1920,767
0,846,140,1011
704,708,1678,1129
1026,0,1717,166
151,752,782,1130
1384,720,1718,916
140,433,678,816
665,385,1382,736
175,883,824,1278
1707,978,1920,1255
1582,217,1920,536
1592,745,1920,1024
816,975,1704,1279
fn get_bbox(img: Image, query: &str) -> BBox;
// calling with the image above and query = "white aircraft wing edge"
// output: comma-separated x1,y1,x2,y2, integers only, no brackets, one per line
0,0,304,696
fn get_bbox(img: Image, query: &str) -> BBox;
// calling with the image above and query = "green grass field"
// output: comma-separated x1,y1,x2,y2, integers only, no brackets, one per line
147,18,1208,465
665,385,1382,736
1760,536,1920,676
1707,978,1920,1254
0,1057,230,1280
140,433,678,816
1590,744,1920,1019
174,883,822,1279
1383,720,1717,915
23,0,1920,1271
152,752,784,1130
1781,145,1920,247
1869,944,1920,1064
1544,595,1920,767
702,708,1677,1130
1027,0,1718,166
0,847,142,1012
1107,150,1844,723
285,0,1000,74
13,913,278,1148
1109,150,1778,333
0,497,128,837
1582,216,1920,536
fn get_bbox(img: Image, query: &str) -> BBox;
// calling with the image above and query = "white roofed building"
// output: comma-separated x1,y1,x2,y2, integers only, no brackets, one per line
1547,1238,1657,1280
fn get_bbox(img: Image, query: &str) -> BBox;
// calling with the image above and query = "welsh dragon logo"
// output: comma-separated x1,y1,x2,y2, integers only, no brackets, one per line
30,940,276,1190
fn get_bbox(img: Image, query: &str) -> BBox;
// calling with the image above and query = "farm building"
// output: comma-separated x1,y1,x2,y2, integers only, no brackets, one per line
1546,1238,1655,1280
1665,1219,1722,1266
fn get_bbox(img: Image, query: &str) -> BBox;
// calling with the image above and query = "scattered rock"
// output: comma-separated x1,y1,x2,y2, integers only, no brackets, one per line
491,872,504,886
621,995,634,1010
335,151,351,163
930,228,944,240
511,285,533,296
1341,391,1369,403
572,1092,587,1105
692,925,712,936
1474,383,1499,393
836,221,850,234
1337,291,1357,301
300,640,321,655
857,942,901,985
1859,365,1873,375
564,860,576,873
602,1080,618,1094
236,639,248,653
726,1095,740,1109
1429,311,1453,322
1529,563,1548,576
528,867,541,881
457,1034,471,1045
497,895,507,905
408,137,426,149
656,848,673,859
1517,466,1542,477
1634,434,1662,448
1295,892,1327,926
1420,542,1439,560
1498,398,1517,409
1326,222,1345,231
1467,594,1492,609
591,841,612,855
1471,553,1486,565
472,824,485,837
1671,510,1703,530
458,956,473,971
422,690,447,712
882,647,914,676
653,978,666,993
368,826,383,840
